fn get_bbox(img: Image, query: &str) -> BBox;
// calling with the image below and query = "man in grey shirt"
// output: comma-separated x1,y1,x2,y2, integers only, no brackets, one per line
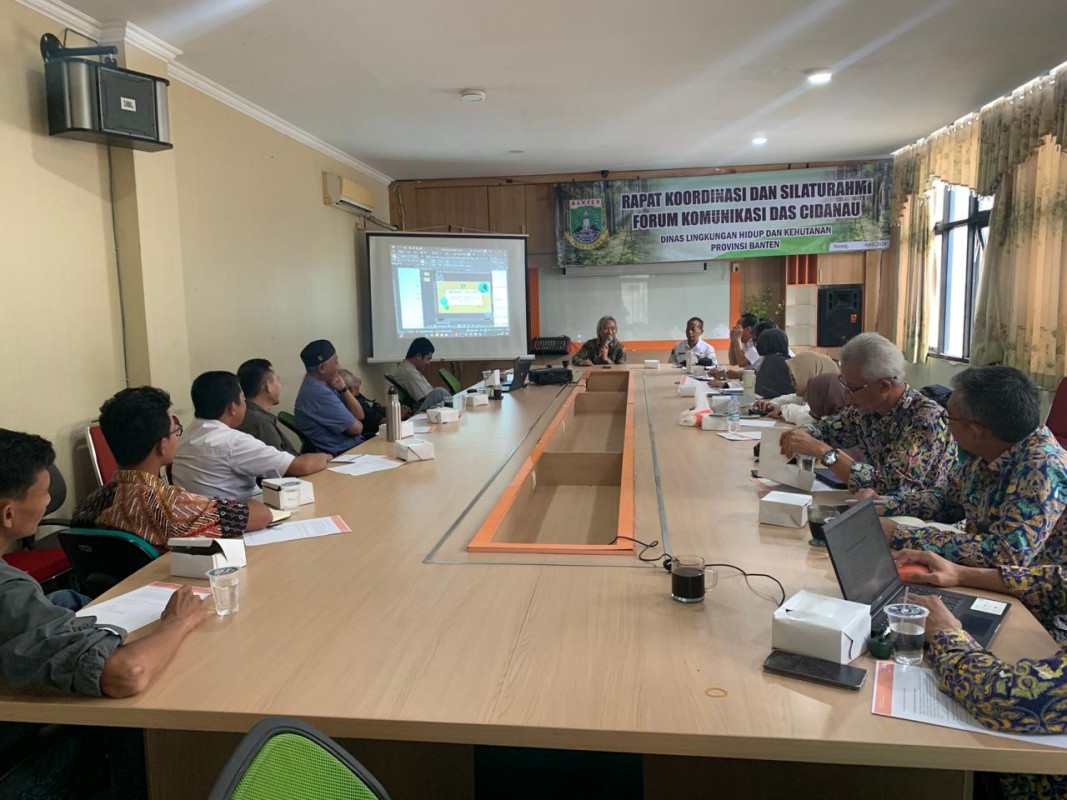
0,429,209,796
237,358,298,455
394,337,452,412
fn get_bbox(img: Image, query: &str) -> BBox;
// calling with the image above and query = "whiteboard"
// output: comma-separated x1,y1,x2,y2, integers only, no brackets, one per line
536,257,732,342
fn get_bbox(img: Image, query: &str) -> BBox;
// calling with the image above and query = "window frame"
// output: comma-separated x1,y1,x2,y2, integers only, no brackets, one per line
929,186,991,361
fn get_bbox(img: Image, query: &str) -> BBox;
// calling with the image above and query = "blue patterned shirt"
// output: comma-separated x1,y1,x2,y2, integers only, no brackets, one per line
804,387,956,493
930,565,1067,800
886,427,1067,567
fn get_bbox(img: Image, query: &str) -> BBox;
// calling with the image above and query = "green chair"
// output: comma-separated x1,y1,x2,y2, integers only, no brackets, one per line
383,375,414,407
57,528,161,598
208,717,390,800
277,411,318,454
437,368,462,395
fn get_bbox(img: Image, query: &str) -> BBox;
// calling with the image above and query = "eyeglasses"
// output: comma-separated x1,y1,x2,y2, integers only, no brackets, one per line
167,422,184,439
837,376,896,395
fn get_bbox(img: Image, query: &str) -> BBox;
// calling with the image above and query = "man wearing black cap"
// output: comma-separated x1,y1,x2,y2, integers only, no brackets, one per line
294,340,365,456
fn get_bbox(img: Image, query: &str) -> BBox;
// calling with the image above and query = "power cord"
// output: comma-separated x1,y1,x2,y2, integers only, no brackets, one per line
612,535,787,607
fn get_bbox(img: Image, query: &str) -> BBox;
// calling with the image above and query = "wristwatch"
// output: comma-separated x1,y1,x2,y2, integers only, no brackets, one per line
820,449,840,467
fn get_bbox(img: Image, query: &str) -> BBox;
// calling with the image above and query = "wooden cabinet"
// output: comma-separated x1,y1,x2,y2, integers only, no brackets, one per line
524,184,556,254
487,185,526,234
415,187,489,232
817,252,864,285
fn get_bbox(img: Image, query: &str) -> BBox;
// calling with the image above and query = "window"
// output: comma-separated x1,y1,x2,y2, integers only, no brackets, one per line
927,184,992,360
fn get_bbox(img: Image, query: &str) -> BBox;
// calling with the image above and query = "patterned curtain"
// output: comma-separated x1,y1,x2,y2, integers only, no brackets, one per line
971,137,1067,390
879,195,935,362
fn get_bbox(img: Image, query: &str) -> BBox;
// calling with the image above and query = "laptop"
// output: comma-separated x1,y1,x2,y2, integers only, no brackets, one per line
822,501,1009,648
500,357,534,393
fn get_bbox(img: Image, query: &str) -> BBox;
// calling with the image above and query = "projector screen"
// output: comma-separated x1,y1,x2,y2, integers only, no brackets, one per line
367,232,528,361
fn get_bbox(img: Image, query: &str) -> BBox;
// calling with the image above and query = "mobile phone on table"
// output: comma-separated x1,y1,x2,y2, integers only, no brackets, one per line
762,649,867,691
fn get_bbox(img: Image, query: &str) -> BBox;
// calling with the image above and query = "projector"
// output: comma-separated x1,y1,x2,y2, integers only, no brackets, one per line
529,366,573,386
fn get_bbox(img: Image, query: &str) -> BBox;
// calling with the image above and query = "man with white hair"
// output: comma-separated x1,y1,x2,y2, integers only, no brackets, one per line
780,332,955,494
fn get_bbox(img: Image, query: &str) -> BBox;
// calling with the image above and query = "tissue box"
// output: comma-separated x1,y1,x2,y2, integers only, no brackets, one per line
262,478,300,510
759,491,812,528
395,438,435,461
382,419,415,438
677,376,708,397
168,537,246,579
772,590,870,664
426,407,459,424
700,413,728,431
644,359,660,369
467,392,489,407
758,429,817,491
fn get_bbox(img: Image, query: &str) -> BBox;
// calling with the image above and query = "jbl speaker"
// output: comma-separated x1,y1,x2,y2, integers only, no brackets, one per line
817,285,863,347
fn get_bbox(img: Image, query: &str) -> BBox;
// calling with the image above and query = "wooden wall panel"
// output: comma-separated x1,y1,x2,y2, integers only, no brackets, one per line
414,187,489,232
818,252,864,286
864,249,883,333
524,184,556,254
487,185,526,234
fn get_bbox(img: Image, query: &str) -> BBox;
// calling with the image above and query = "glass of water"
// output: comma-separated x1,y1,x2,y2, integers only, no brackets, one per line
885,603,929,665
207,566,241,616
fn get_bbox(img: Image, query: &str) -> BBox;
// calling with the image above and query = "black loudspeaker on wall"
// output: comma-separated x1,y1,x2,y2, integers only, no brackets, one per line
817,285,863,347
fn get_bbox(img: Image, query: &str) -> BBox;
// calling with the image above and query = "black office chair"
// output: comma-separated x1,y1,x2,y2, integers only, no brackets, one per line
57,529,161,599
2,464,73,593
277,411,318,454
384,375,414,407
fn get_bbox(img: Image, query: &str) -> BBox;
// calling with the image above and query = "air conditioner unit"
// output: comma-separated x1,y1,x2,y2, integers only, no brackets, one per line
323,173,376,216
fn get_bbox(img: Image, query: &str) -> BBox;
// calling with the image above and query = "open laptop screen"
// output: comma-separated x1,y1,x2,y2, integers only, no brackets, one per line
823,501,900,608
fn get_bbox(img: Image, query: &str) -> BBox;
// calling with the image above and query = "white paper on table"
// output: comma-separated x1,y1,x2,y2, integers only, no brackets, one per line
740,419,779,428
751,475,837,493
412,424,435,434
76,582,212,634
872,661,1067,749
330,454,362,463
328,455,404,477
244,515,351,547
716,431,762,441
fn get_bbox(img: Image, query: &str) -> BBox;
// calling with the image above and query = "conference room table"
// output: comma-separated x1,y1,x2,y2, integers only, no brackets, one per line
0,366,1063,799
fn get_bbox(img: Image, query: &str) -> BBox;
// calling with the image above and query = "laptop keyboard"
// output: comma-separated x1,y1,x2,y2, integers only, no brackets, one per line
871,587,966,636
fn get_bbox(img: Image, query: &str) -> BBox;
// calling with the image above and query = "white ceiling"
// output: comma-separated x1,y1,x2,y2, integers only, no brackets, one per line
67,0,1067,180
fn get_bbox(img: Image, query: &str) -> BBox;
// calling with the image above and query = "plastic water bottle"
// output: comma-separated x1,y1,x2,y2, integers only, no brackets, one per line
386,387,401,442
727,395,741,433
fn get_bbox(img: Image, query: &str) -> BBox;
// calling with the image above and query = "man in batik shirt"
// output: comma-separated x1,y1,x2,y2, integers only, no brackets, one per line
780,333,955,494
879,366,1067,568
573,316,627,366
74,387,272,549
895,549,1067,800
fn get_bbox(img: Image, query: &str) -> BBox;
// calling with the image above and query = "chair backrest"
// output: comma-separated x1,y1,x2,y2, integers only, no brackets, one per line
437,368,462,395
1047,378,1067,447
383,375,413,407
208,716,391,800
86,422,119,486
277,411,318,455
57,529,161,599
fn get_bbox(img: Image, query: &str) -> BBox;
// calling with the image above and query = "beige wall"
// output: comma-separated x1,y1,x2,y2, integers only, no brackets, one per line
169,82,391,411
1,0,390,516
0,1,127,509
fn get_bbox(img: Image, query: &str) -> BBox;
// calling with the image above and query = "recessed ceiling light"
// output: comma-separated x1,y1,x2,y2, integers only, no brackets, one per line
806,70,833,85
461,89,487,103
751,136,768,146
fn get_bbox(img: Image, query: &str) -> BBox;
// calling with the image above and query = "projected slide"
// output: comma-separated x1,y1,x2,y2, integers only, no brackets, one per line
392,244,509,338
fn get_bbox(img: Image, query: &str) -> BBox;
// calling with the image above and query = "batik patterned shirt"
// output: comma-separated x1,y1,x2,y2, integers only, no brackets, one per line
573,337,627,365
930,565,1067,800
804,387,955,493
886,427,1067,568
72,470,248,550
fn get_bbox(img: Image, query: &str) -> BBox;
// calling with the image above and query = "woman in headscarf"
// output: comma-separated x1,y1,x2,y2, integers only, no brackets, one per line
752,329,793,399
754,351,840,424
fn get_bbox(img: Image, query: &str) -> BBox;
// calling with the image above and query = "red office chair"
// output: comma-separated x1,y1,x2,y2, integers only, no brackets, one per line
86,421,118,486
1047,378,1067,447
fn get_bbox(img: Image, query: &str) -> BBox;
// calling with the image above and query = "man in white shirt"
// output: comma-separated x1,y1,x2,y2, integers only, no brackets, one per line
394,338,452,412
728,313,759,367
172,372,330,500
668,317,717,365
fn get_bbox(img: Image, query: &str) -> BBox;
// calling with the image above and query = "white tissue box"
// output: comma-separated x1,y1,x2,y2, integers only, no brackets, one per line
394,438,435,461
772,590,870,664
262,478,299,510
467,392,489,407
426,407,459,424
677,376,708,397
700,414,728,431
759,491,812,528
758,429,817,491
168,537,246,579
381,420,415,439
644,360,660,369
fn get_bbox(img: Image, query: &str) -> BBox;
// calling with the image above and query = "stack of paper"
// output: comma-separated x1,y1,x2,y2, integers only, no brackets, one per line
244,516,351,547
76,582,212,634
328,455,404,477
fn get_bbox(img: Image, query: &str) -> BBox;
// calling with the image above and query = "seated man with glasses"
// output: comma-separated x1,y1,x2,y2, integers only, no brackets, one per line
779,332,955,495
872,366,1067,568
74,387,273,549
